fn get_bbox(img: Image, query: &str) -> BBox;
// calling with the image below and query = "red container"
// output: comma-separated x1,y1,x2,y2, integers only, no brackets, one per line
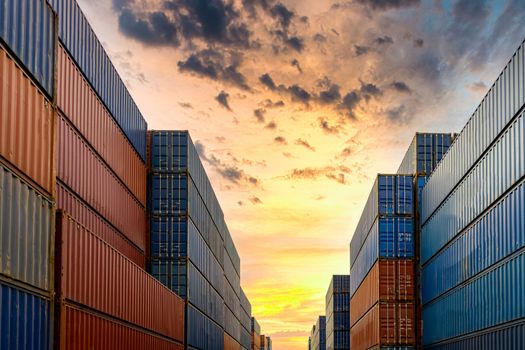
56,113,147,251
56,44,146,205
260,335,266,347
350,302,415,350
224,332,241,350
350,259,414,326
56,181,145,268
55,212,185,342
0,44,55,197
57,303,184,350
252,331,261,350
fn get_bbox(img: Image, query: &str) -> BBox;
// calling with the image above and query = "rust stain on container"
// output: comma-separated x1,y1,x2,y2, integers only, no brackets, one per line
351,259,414,326
0,45,55,197
55,212,184,342
56,113,147,251
56,44,146,205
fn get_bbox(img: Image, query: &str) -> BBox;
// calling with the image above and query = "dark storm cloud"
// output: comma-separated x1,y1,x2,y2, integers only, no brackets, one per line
254,108,267,123
260,73,277,90
118,9,179,46
271,2,295,29
283,35,305,52
339,91,361,118
291,59,303,73
215,91,232,111
391,81,412,93
295,139,315,152
356,0,420,11
375,36,394,45
288,85,311,103
354,45,370,56
319,84,341,104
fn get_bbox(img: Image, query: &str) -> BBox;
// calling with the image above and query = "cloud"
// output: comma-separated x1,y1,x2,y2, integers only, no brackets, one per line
339,91,361,119
338,146,354,159
318,117,342,135
118,8,179,46
313,33,327,43
386,105,411,124
360,81,382,100
260,73,277,90
356,0,421,11
413,38,424,48
295,139,315,152
216,90,232,111
265,121,278,129
469,80,488,94
249,196,263,204
179,102,193,109
254,108,267,123
291,59,303,73
271,2,295,29
262,99,285,108
274,136,288,145
391,81,412,93
354,45,370,56
374,36,394,45
288,85,311,104
318,84,341,104
286,165,352,184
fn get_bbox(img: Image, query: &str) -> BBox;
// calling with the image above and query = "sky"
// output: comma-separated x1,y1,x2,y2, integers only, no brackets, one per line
77,0,524,348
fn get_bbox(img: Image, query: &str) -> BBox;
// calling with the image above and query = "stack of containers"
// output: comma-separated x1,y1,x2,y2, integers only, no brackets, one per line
310,316,326,350
265,337,272,350
251,317,262,350
260,335,267,350
0,0,57,346
325,275,349,350
349,175,415,350
420,40,525,348
309,337,312,350
240,288,253,350
224,229,243,349
396,132,455,346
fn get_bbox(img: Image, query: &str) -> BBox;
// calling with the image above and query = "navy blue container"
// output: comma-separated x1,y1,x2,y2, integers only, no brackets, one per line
187,304,224,350
326,275,350,350
49,0,147,160
398,133,454,176
0,0,56,97
0,280,51,349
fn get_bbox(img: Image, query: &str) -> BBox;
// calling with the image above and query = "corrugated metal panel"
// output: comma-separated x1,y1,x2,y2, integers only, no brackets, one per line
0,163,53,291
325,275,350,350
224,274,240,319
351,175,413,268
148,258,187,298
225,250,241,297
56,212,185,342
251,330,261,350
0,0,55,97
397,133,454,176
241,328,251,349
422,251,525,345
225,304,241,342
57,113,147,251
425,320,525,350
188,262,224,326
56,44,146,205
421,110,525,264
0,280,51,349
422,178,525,305
350,302,415,350
251,317,261,335
240,287,252,317
351,260,414,326
187,303,224,350
422,40,525,224
56,181,145,268
350,217,414,296
0,45,55,197
49,0,148,161
240,307,251,333
58,303,184,350
225,332,242,350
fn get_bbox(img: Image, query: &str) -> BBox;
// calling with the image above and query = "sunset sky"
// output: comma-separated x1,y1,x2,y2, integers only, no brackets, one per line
77,0,524,348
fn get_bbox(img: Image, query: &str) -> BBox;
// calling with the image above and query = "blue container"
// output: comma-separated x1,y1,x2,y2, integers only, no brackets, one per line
224,304,241,342
326,275,350,350
350,175,413,268
188,262,224,326
397,133,454,176
0,280,51,349
422,178,525,305
241,328,251,349
421,110,525,264
0,163,54,292
0,0,55,97
251,317,261,334
49,0,147,161
422,40,525,224
148,258,187,298
422,251,525,345
187,304,224,350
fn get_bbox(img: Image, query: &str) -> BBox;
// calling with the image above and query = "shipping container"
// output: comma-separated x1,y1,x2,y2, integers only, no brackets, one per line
49,0,148,161
0,280,51,350
56,44,147,205
56,181,145,268
422,40,525,225
350,302,415,350
56,303,184,350
350,216,414,296
240,287,252,317
188,262,224,327
397,133,454,176
251,331,261,350
57,113,147,251
55,212,184,342
422,177,525,305
241,328,251,350
0,0,55,97
421,110,525,264
225,304,242,342
351,175,413,269
311,316,326,350
422,251,525,346
0,45,55,196
187,304,224,350
0,163,53,291
326,275,350,350
225,332,242,350
148,258,187,298
351,260,414,326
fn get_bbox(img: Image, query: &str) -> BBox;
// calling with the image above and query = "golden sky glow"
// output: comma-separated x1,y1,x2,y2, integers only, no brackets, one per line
78,0,524,348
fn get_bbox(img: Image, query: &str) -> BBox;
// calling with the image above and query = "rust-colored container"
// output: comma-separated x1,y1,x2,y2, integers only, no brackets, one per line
55,212,185,342
224,332,241,350
350,302,415,350
56,181,145,268
350,259,414,326
260,334,267,347
56,44,146,205
0,44,55,197
56,113,147,251
252,331,261,350
57,303,184,350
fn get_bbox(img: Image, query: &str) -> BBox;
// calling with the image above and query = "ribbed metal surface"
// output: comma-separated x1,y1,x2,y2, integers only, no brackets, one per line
187,304,223,350
0,163,53,291
225,250,241,297
326,275,350,350
224,303,241,342
188,262,224,327
397,133,454,176
421,110,525,264
240,287,252,319
251,317,261,335
241,328,251,349
56,212,185,342
422,251,525,345
422,40,525,224
0,281,51,349
225,332,242,350
311,316,326,350
58,303,184,350
49,0,147,161
0,45,55,196
0,0,55,97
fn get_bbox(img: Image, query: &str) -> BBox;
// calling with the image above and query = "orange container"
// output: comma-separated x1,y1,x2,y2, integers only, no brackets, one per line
350,259,414,326
350,302,415,350
56,44,146,205
0,44,55,197
252,331,261,350
224,332,241,350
